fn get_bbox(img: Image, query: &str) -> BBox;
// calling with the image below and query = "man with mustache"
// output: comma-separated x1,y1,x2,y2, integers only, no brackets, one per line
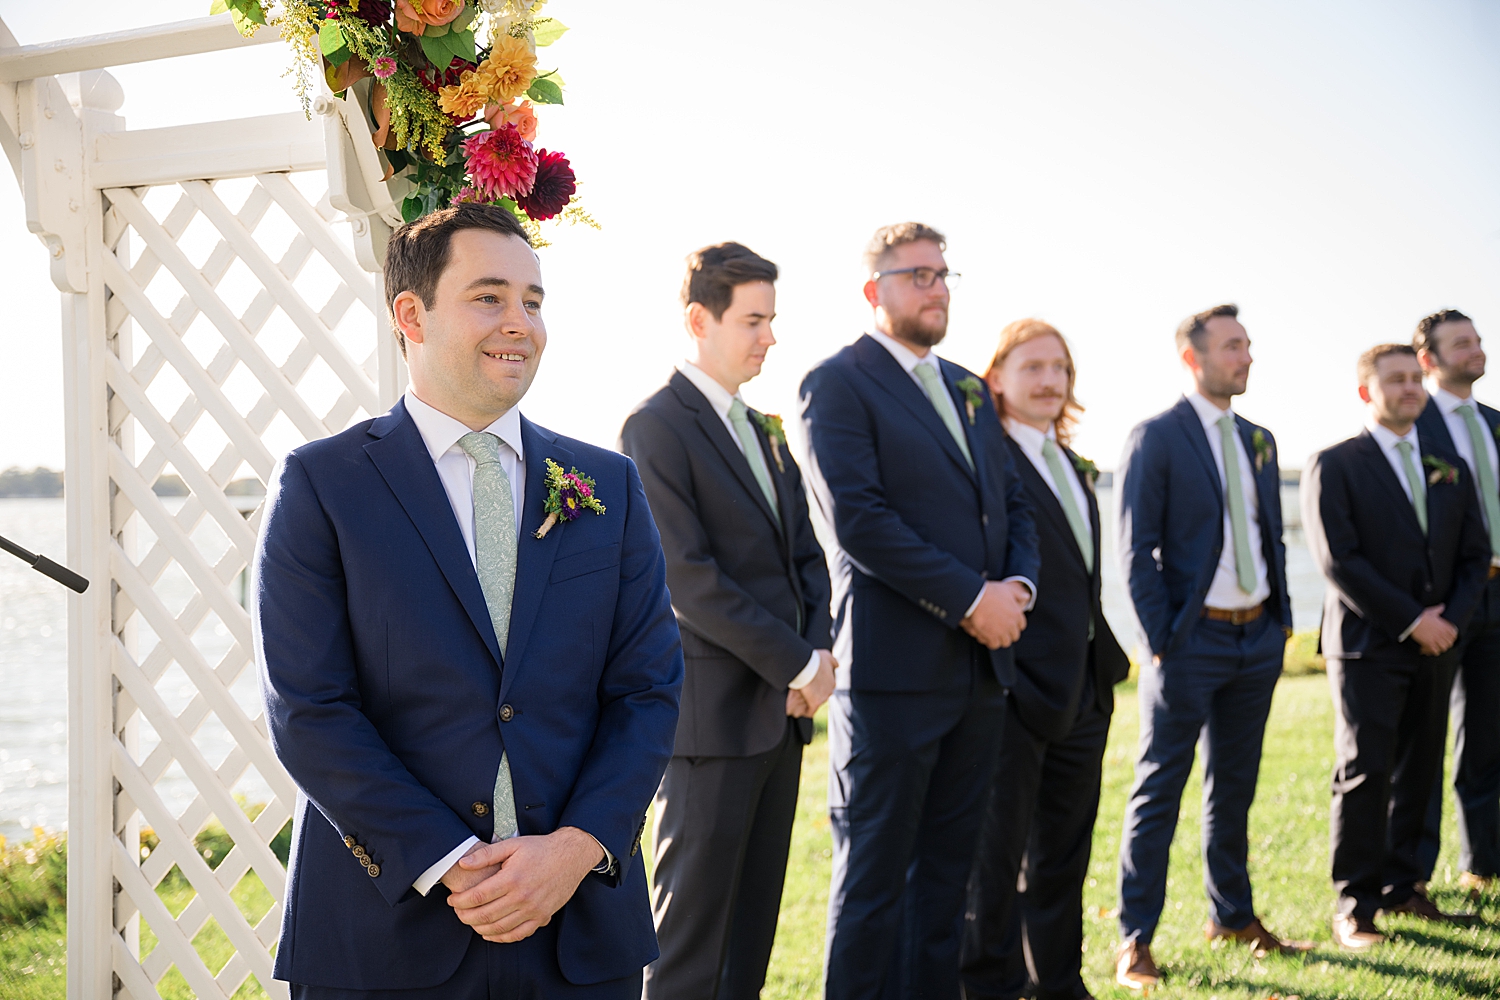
1114,304,1304,990
800,222,1040,999
1302,344,1488,949
621,243,835,1000
1412,310,1500,903
961,320,1130,1000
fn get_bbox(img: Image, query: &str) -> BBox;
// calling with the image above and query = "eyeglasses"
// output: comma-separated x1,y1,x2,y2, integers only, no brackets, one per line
872,267,962,290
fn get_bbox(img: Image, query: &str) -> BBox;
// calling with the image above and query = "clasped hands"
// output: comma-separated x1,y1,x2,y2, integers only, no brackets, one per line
1411,604,1457,657
961,579,1030,650
442,826,602,943
787,648,837,718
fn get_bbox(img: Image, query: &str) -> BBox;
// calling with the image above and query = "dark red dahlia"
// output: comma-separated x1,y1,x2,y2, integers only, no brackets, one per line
516,149,577,221
345,0,392,24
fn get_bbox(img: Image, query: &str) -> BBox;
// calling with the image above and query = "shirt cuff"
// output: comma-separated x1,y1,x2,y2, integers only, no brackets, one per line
414,835,480,896
587,833,617,875
1000,576,1038,612
787,650,822,690
1399,615,1424,643
964,586,987,620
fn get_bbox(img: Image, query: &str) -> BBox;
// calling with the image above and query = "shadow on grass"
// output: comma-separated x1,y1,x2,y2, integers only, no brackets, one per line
1316,948,1500,996
1382,922,1500,959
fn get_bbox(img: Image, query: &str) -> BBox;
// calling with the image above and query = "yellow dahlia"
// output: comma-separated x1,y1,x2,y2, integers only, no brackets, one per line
477,33,538,105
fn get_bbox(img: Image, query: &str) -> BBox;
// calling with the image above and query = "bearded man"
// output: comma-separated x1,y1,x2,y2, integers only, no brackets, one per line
799,222,1040,1000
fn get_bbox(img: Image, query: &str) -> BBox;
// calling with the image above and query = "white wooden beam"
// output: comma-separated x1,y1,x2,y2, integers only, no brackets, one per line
0,17,282,84
90,113,324,188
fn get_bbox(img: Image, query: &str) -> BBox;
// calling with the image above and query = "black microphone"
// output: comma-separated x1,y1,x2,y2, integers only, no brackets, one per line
0,533,89,593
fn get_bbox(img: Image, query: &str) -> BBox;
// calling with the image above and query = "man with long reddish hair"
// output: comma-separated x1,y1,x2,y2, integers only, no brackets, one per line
961,319,1130,1000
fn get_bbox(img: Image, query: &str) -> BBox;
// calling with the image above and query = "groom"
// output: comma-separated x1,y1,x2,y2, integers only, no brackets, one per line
253,203,683,998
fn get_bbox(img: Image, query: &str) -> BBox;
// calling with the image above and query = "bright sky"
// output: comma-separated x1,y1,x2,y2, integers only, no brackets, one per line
2,0,1497,473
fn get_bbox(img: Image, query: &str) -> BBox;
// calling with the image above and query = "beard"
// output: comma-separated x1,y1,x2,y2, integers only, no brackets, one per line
889,307,948,348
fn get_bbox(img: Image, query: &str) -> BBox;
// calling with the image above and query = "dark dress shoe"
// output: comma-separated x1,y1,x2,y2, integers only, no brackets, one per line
1332,913,1384,951
1115,940,1159,991
1457,871,1494,902
1204,916,1314,956
1382,890,1478,924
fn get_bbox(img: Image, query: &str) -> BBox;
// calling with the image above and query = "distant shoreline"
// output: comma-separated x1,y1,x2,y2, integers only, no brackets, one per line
0,467,265,499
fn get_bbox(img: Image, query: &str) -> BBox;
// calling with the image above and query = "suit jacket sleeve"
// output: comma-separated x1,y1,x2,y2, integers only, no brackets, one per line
254,453,475,906
801,364,985,628
557,458,683,879
1300,450,1425,640
1116,423,1174,658
997,434,1041,588
621,409,816,687
1444,466,1491,633
792,462,835,649
1263,429,1295,627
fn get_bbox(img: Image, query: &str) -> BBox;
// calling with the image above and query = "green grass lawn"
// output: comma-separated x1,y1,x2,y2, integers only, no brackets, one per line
5,673,1498,997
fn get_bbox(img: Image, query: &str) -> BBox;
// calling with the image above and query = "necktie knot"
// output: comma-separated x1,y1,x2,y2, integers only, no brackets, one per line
1396,440,1413,458
459,431,503,466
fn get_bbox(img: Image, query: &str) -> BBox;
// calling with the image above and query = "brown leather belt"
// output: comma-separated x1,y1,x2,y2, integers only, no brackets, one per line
1202,602,1265,625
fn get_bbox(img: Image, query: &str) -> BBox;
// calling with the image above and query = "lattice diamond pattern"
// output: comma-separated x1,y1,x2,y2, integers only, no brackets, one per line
99,171,386,999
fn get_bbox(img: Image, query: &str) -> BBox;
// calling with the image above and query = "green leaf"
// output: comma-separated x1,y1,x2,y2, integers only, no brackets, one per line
527,75,564,105
319,22,351,65
418,32,454,70
209,0,231,14
532,19,569,46
451,3,477,33
232,0,267,25
449,28,477,65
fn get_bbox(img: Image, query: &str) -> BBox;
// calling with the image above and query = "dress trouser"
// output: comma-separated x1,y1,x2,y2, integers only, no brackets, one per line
1329,651,1457,920
1116,614,1283,945
1417,573,1500,880
289,921,640,1000
961,677,1111,1000
645,718,803,1000
825,658,1007,1000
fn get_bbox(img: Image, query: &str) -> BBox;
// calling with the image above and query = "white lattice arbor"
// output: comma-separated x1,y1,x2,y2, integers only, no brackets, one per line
0,16,403,999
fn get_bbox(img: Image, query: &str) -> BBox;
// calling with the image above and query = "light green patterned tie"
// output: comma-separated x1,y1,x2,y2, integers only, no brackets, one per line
1042,437,1094,571
728,397,778,516
1396,439,1428,535
1217,416,1256,593
1457,404,1500,556
914,362,973,468
458,431,519,841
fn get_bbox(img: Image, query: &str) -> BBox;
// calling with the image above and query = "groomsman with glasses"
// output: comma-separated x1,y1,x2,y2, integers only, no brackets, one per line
1302,344,1489,950
621,243,836,1000
961,320,1130,1000
801,222,1040,999
1413,309,1500,903
1114,304,1305,991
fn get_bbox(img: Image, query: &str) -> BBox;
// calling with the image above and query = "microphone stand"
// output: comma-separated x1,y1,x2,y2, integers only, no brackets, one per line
0,532,89,593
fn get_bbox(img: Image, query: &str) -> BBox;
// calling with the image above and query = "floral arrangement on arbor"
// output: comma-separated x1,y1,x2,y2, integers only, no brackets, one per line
213,0,596,241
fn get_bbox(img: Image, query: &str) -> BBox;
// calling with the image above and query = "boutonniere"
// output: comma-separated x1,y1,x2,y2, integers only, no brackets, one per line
534,459,607,539
1251,428,1274,474
955,376,987,425
1423,454,1460,486
1072,453,1100,489
750,411,787,473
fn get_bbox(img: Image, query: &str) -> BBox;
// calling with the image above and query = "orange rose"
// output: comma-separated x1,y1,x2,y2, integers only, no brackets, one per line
484,99,538,141
394,0,465,35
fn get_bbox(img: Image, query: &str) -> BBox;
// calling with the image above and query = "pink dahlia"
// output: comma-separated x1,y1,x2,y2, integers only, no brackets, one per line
462,125,538,200
516,149,576,221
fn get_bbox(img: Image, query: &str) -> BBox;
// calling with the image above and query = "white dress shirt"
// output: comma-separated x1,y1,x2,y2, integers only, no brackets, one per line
866,330,1036,615
1430,385,1500,559
1186,392,1271,610
677,361,821,691
1365,416,1429,641
1002,418,1093,560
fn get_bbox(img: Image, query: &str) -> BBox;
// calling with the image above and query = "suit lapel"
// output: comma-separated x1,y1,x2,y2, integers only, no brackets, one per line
1355,430,1424,537
1418,397,1458,453
364,403,503,671
1174,397,1224,504
1235,416,1278,524
1011,436,1085,571
1065,442,1103,578
671,373,783,537
853,335,977,483
940,359,987,488
498,417,568,700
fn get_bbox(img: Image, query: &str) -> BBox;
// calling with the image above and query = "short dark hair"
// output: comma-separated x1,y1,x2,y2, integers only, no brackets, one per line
1175,303,1240,353
681,242,778,322
1357,343,1418,383
383,202,533,356
864,222,947,274
1412,308,1473,358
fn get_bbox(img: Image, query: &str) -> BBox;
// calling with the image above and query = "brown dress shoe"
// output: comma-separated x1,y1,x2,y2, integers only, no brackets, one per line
1457,871,1494,902
1381,890,1478,924
1204,916,1314,956
1116,940,1160,991
1332,913,1384,951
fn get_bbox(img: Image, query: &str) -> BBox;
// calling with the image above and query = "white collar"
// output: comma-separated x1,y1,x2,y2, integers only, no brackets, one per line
868,328,938,374
676,360,741,420
1366,416,1418,449
405,390,524,464
1431,384,1476,416
1002,418,1054,453
1187,391,1236,430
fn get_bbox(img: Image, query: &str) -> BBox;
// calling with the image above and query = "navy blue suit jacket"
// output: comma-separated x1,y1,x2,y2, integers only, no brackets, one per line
799,334,1040,693
253,401,683,990
1415,395,1500,485
1116,396,1292,660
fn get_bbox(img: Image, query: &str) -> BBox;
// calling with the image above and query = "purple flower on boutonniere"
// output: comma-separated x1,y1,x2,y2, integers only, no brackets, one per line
956,376,987,425
1423,454,1460,486
1251,428,1274,473
534,458,607,539
750,411,787,473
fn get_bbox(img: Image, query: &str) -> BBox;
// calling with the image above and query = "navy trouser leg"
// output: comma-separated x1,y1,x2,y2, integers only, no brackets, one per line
1384,654,1458,903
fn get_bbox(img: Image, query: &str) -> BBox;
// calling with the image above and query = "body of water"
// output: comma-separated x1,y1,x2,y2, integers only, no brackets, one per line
0,488,1328,845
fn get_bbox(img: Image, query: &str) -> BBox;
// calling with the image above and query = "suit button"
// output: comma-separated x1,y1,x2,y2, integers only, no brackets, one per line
499,704,515,722
358,855,371,868
352,846,367,859
472,801,490,817
343,835,356,849
367,864,380,877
